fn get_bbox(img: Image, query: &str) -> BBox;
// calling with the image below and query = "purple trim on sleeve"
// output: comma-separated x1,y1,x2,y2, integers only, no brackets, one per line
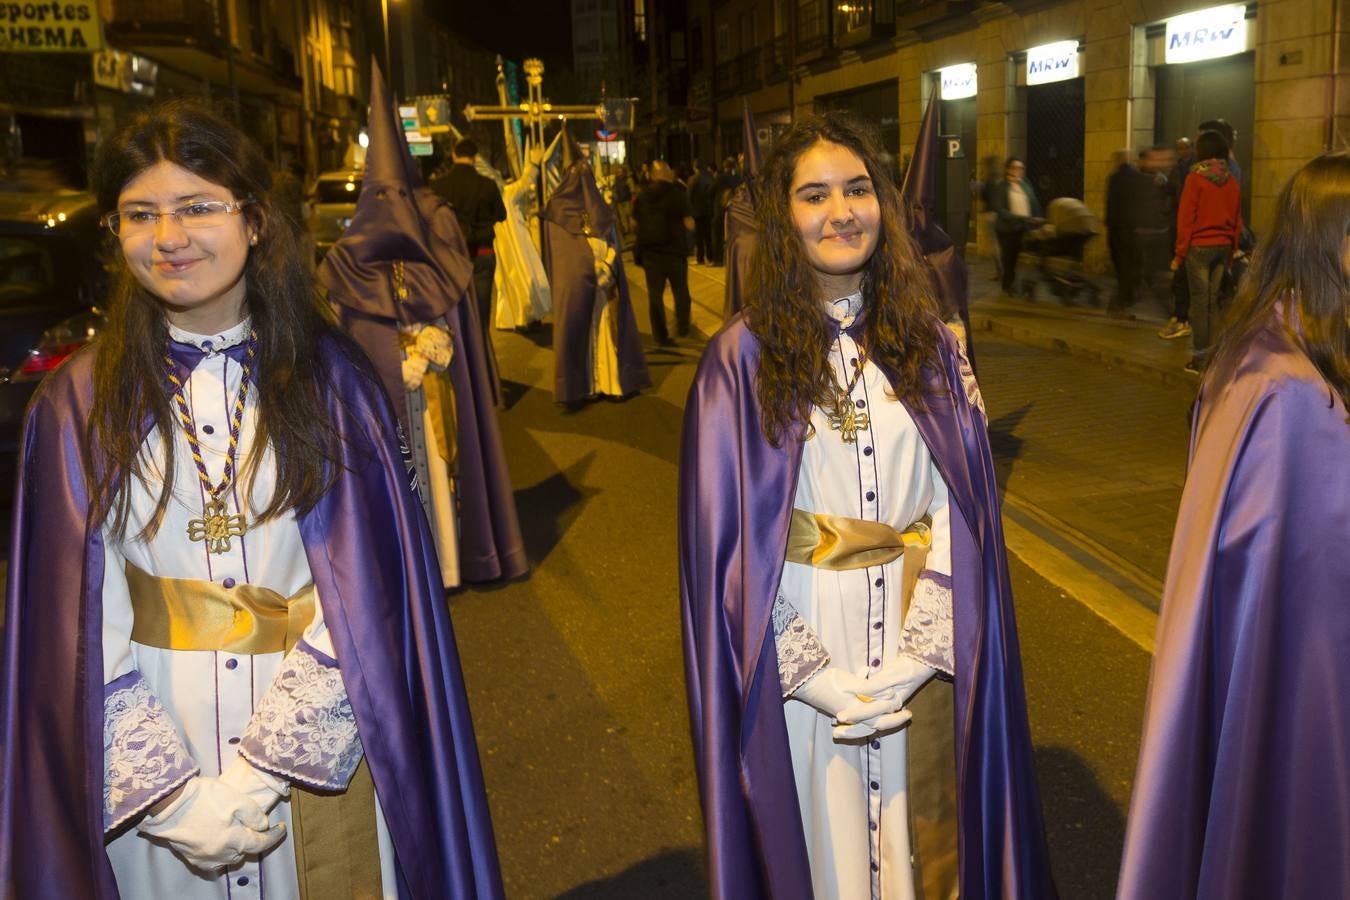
920,569,952,589
103,670,200,832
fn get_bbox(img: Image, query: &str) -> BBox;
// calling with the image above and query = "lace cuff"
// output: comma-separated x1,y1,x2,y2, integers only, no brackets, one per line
238,640,364,791
104,671,199,832
773,592,831,698
899,571,955,676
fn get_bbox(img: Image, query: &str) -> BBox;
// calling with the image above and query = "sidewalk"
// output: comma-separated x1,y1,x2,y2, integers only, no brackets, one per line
966,256,1197,388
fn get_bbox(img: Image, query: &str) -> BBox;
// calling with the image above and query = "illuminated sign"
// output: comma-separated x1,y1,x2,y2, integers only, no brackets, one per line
1026,41,1080,85
0,0,102,52
93,50,158,97
939,63,977,100
1165,5,1247,64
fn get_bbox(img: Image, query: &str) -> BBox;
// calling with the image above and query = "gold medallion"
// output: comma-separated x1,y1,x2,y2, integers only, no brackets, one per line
186,498,248,554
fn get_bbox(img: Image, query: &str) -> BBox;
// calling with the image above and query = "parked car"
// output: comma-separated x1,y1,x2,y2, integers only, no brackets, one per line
0,189,108,506
308,168,362,261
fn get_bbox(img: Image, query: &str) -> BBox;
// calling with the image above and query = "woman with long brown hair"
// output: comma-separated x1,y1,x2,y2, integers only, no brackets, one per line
678,114,1053,899
1,101,502,898
1119,152,1350,899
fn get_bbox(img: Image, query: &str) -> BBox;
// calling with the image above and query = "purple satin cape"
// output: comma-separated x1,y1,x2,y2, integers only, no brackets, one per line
542,161,650,404
1118,314,1350,898
0,338,504,898
678,315,1055,898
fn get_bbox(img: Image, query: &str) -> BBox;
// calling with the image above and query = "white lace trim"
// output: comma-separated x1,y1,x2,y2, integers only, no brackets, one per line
956,343,986,418
104,674,199,832
825,291,865,327
167,317,253,354
238,644,363,791
899,573,955,676
772,592,831,698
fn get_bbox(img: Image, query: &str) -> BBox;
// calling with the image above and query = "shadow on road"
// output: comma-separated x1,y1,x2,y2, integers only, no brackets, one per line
511,450,601,565
554,847,707,899
987,401,1033,490
1036,744,1127,900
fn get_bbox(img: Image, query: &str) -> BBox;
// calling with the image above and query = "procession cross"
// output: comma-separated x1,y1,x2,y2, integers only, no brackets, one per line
463,58,605,174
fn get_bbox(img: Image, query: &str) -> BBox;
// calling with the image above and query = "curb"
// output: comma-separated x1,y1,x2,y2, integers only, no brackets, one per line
968,309,1201,390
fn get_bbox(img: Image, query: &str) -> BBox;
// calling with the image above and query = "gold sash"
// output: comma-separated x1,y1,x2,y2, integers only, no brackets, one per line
781,512,959,897
125,563,315,655
124,562,382,899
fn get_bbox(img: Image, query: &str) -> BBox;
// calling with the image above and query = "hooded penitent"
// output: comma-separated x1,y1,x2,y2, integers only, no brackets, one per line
542,129,651,404
320,59,526,585
902,97,972,355
722,100,763,320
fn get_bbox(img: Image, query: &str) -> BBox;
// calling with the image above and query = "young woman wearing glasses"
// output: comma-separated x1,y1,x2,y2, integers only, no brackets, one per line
1,101,502,899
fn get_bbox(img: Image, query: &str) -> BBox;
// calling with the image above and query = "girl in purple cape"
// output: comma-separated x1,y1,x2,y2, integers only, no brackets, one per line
1119,153,1350,899
679,114,1053,899
1,103,501,898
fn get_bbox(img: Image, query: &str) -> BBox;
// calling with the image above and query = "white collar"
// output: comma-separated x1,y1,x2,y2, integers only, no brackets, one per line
167,317,252,354
825,291,864,327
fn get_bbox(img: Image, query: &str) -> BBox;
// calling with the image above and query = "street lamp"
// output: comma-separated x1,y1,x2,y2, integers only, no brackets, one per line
381,0,399,93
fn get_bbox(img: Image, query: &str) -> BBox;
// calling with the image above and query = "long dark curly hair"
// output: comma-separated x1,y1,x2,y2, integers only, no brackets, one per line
88,100,347,539
745,114,943,446
1209,152,1350,419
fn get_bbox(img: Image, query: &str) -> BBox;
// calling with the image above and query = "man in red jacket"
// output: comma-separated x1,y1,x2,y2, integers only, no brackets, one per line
1171,129,1241,375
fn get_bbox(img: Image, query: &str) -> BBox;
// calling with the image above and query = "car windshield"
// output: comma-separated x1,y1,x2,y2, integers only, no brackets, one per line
0,234,55,300
314,178,361,204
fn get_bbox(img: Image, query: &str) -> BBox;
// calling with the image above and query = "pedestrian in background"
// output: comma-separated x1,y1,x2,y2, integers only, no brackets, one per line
1159,134,1198,339
688,160,715,264
991,157,1043,297
1172,129,1242,374
1105,149,1137,314
611,164,633,239
0,100,502,897
680,112,1053,899
1119,151,1350,900
428,138,506,353
633,159,695,347
709,155,743,265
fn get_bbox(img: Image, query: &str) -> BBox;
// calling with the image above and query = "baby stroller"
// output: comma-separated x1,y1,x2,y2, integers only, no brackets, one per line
1021,197,1102,305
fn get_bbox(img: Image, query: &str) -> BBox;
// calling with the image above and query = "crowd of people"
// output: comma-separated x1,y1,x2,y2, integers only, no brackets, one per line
1,87,1346,900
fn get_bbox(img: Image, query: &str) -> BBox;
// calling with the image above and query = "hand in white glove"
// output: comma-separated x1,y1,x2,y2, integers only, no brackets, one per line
139,774,286,871
218,756,288,816
792,667,913,742
832,655,935,741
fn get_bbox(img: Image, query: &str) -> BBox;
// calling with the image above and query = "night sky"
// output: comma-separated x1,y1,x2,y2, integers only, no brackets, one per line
429,1,575,66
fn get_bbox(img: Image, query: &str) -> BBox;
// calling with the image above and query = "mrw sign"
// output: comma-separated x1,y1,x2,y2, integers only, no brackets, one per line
0,1,103,52
1026,41,1080,85
1165,5,1246,64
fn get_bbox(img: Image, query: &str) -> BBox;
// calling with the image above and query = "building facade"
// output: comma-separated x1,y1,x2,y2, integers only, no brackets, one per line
666,0,1350,265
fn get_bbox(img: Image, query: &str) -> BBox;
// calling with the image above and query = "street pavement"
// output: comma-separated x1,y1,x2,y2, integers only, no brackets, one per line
450,254,1190,898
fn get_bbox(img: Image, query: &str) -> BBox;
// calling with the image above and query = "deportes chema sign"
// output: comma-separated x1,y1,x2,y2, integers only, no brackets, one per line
1165,5,1247,64
1026,41,1080,85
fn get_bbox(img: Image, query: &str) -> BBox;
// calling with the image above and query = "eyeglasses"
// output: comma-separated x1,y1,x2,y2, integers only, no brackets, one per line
101,199,250,237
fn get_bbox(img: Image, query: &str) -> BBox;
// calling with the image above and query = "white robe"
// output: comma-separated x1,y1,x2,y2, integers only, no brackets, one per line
102,319,397,899
492,168,552,329
776,295,955,900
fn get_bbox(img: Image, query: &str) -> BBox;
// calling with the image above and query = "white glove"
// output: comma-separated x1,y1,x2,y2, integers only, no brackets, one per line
401,353,429,391
139,774,286,871
832,655,935,741
218,756,288,815
792,667,913,742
